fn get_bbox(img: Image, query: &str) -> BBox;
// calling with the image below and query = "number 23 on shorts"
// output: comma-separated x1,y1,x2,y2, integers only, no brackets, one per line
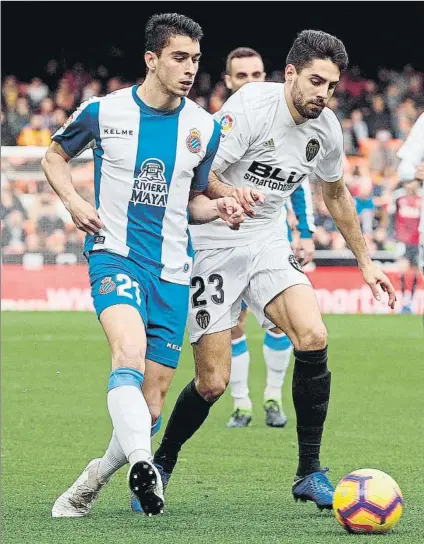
190,274,224,308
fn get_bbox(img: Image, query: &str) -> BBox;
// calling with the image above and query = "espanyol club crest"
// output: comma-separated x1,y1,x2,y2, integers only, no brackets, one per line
99,276,116,294
306,138,320,162
196,309,210,330
219,112,234,139
186,128,202,153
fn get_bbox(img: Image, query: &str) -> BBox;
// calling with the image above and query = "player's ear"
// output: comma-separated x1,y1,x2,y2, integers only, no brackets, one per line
145,51,157,72
285,64,297,82
224,74,232,91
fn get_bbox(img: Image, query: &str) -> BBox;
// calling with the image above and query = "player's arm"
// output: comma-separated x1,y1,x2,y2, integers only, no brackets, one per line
203,93,265,216
41,101,103,235
188,193,244,229
187,120,243,229
289,178,315,264
319,176,395,308
316,120,396,308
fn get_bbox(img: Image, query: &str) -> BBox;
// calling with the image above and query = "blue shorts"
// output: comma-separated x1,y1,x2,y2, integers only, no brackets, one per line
88,251,189,368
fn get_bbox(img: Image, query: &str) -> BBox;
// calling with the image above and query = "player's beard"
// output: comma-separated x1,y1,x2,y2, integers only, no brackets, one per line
291,79,324,120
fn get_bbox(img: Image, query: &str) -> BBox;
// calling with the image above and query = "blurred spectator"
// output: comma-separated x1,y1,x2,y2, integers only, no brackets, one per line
27,77,49,108
327,96,346,121
82,80,103,101
2,75,19,109
365,95,395,137
51,108,68,133
354,177,375,236
341,118,360,155
6,97,31,138
39,97,56,130
55,79,77,113
350,109,369,141
17,114,51,146
403,74,424,110
369,130,399,179
209,82,227,113
385,83,402,113
1,110,16,145
107,77,123,93
344,66,368,99
36,196,66,239
1,183,28,221
2,209,26,254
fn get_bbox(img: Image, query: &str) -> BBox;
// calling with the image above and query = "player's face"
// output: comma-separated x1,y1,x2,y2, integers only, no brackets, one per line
225,56,266,92
286,59,340,119
155,36,201,97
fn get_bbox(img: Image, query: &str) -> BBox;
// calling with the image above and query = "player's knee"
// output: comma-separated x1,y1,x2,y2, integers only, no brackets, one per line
111,342,144,370
297,325,327,351
196,375,229,403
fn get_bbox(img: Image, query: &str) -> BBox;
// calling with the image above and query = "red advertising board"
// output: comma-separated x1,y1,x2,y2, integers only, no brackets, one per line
1,265,423,314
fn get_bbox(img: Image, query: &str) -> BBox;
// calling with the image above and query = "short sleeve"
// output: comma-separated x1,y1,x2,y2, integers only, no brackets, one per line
211,90,252,175
397,113,424,171
52,99,100,158
191,120,221,192
315,119,344,183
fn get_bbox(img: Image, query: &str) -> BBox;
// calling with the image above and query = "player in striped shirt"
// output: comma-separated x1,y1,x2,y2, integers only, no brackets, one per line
43,13,243,518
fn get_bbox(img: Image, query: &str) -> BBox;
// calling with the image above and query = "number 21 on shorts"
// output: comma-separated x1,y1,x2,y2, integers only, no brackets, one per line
116,273,142,305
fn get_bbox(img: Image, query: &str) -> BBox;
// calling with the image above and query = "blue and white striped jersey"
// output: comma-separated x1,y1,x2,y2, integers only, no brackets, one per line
53,86,221,285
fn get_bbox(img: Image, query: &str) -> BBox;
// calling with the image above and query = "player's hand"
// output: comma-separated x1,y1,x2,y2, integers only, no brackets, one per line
230,187,265,218
216,197,244,230
360,263,397,309
414,162,424,181
295,237,315,265
66,195,104,235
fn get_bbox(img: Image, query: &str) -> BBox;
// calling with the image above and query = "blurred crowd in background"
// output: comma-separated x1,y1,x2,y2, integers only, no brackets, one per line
1,60,423,264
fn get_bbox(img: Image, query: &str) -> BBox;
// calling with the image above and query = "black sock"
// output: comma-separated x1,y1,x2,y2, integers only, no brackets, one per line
401,273,406,297
154,380,215,473
292,346,331,478
411,272,418,299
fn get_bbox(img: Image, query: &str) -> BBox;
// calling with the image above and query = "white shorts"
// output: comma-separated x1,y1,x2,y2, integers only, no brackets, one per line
188,236,311,343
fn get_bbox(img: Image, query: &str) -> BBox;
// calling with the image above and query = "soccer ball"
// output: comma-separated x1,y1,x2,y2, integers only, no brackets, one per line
333,469,403,534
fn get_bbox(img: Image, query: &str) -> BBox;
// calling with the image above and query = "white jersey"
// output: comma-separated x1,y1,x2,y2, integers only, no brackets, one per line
397,113,424,234
53,86,220,285
190,82,343,249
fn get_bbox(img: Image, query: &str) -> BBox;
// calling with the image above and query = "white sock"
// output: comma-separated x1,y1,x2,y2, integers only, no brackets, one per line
229,335,252,411
98,430,127,481
107,385,152,466
263,331,293,404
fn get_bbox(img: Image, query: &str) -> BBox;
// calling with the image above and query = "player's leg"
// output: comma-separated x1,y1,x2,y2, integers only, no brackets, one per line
130,358,175,512
52,253,160,517
154,330,232,475
263,326,292,428
154,246,247,480
264,286,333,509
246,240,333,509
227,303,253,428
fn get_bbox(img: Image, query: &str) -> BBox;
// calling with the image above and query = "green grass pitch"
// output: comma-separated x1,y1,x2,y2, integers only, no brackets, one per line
2,312,423,543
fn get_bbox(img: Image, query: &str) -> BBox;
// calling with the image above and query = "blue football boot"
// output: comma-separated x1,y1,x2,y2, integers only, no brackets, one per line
292,467,334,510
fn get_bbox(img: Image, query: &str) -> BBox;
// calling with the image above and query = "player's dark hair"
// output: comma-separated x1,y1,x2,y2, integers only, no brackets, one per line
286,30,348,73
225,47,263,74
145,13,203,56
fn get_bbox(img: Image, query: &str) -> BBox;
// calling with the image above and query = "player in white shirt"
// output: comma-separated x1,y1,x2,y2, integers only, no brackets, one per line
220,47,316,429
397,112,424,277
153,29,396,511
42,14,243,518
